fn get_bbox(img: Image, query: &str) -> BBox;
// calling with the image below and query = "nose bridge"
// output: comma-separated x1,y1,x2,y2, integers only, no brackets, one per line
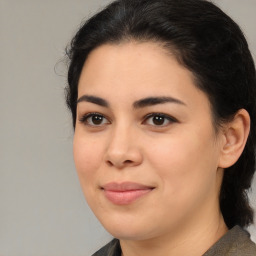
105,121,142,168
108,122,133,155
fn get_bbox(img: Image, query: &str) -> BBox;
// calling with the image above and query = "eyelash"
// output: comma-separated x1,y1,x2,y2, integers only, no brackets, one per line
79,112,111,127
143,113,178,127
78,112,178,127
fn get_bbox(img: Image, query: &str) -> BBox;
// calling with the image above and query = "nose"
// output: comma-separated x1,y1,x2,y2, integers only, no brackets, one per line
104,125,143,169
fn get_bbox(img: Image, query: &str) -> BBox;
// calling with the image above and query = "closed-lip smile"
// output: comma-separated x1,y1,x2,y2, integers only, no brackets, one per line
101,182,155,205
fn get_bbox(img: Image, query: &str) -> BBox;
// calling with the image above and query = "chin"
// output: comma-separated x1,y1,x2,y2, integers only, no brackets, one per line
98,215,157,241
107,228,153,241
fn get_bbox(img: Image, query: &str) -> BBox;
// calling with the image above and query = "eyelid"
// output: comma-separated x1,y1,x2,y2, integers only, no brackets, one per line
78,112,178,127
78,112,111,126
142,112,178,126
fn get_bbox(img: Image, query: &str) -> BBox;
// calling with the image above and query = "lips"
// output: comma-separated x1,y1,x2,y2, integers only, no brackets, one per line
101,182,154,205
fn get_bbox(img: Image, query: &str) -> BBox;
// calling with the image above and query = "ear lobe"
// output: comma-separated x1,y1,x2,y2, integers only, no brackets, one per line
218,109,250,169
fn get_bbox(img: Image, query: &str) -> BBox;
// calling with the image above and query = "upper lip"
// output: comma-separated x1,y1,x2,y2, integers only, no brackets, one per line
101,182,155,192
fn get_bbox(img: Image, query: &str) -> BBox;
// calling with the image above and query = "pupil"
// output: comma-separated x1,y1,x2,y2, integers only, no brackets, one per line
153,116,164,125
92,115,103,125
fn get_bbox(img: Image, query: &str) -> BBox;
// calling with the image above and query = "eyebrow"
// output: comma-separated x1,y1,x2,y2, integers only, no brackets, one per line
77,95,109,107
133,96,186,108
77,95,186,108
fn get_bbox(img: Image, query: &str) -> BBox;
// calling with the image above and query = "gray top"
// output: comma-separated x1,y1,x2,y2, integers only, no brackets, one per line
203,226,256,256
92,226,256,256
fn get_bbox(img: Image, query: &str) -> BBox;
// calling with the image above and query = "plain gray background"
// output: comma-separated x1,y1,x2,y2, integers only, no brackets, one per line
0,0,255,255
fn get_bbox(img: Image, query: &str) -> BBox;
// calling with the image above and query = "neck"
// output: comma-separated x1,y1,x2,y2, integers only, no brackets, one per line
120,211,228,256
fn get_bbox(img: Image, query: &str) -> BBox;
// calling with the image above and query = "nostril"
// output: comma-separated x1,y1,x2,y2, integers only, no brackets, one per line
106,159,133,167
124,160,133,165
106,160,113,166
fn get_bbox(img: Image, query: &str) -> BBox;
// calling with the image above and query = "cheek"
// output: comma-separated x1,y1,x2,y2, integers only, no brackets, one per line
73,133,104,184
145,128,219,198
144,133,219,228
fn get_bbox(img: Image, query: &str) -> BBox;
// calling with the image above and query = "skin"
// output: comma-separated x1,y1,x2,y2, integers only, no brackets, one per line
73,42,250,256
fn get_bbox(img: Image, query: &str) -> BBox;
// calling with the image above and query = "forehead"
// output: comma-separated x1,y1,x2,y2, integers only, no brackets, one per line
79,42,174,87
78,42,210,110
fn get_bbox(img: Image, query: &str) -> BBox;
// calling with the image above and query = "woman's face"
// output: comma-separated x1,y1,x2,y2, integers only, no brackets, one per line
73,42,224,241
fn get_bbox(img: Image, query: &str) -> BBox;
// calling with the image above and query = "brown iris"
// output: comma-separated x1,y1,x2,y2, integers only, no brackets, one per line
152,116,165,125
92,115,104,125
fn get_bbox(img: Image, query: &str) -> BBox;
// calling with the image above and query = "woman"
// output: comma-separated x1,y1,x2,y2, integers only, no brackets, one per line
65,0,256,255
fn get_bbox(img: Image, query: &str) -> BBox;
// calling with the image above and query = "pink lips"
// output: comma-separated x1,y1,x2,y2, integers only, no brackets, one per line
102,182,154,205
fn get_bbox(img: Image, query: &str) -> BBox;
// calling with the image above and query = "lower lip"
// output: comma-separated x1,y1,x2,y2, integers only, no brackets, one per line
103,189,153,205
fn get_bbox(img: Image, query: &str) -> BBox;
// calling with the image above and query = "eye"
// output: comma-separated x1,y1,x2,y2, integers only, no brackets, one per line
79,113,110,126
143,113,177,127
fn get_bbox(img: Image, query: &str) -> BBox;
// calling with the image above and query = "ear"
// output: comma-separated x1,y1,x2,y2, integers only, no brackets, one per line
218,109,250,169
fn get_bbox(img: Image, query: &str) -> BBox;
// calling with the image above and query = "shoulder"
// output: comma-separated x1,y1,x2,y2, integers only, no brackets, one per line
233,227,256,255
92,239,121,256
204,226,256,256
